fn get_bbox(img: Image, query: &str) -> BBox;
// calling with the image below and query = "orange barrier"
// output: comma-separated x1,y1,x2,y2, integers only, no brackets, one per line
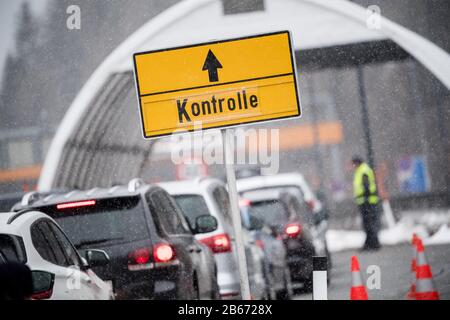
415,239,440,300
407,234,419,299
350,256,368,300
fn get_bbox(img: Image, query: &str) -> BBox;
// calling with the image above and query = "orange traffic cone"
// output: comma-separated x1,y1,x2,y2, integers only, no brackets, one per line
350,256,368,300
407,234,419,299
415,239,439,300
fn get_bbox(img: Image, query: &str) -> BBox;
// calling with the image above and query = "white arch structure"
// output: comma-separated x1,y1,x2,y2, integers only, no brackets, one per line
38,0,450,191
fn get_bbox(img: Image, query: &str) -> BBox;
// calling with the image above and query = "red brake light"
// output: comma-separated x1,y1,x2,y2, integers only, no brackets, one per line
128,245,176,270
285,223,302,238
153,244,175,263
128,248,151,265
31,289,53,300
57,200,96,210
239,199,251,207
220,291,240,298
255,239,265,249
200,233,232,254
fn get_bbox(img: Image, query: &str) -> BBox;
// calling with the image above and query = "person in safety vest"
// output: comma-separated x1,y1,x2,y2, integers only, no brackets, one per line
352,156,381,251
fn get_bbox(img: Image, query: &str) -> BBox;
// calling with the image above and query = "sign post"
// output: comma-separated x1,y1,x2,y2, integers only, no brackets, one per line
133,31,301,300
222,128,251,299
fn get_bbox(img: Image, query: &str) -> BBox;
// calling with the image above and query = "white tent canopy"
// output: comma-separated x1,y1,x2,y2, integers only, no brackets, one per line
113,0,386,72
38,0,450,191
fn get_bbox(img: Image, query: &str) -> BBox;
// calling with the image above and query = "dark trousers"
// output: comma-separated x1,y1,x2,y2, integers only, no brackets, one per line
359,203,381,249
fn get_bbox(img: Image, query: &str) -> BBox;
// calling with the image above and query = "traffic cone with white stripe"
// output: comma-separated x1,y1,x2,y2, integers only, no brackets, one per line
407,234,419,299
350,256,368,300
415,239,439,300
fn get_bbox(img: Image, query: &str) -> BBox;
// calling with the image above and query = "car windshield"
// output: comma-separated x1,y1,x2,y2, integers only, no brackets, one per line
247,200,289,228
173,194,210,229
37,197,148,249
0,234,26,263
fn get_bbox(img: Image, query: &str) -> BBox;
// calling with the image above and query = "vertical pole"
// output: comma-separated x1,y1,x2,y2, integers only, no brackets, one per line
357,65,375,169
222,128,251,300
357,65,395,228
308,74,326,195
312,256,328,300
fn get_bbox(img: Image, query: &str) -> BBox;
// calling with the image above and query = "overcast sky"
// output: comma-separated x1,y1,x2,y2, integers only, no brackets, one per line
0,0,48,83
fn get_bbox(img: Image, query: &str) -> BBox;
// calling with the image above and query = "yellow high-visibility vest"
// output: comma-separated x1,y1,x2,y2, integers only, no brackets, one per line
353,162,379,205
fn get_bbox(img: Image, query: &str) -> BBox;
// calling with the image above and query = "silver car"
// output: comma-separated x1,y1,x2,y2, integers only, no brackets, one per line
159,178,266,299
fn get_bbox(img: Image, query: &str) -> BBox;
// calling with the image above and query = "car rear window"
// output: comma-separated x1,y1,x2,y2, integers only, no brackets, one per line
173,194,210,229
36,196,149,249
247,200,289,227
0,234,27,263
241,185,304,201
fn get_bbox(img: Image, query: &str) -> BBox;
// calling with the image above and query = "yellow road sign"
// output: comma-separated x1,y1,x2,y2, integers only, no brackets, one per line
133,31,301,139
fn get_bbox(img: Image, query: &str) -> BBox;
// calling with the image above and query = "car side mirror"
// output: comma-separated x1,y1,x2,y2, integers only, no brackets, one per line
312,209,330,226
31,270,55,299
194,215,218,234
85,249,110,268
247,214,264,231
270,225,281,237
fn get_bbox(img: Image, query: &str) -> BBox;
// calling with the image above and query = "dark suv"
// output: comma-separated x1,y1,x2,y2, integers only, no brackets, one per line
13,179,219,299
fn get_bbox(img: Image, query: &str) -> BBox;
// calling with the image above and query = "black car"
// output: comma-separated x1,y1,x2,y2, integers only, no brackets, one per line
238,190,317,291
13,179,220,299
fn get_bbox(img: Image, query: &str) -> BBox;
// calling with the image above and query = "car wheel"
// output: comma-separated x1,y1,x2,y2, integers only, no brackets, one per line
302,278,313,293
276,269,292,300
325,243,332,285
211,265,221,300
262,263,275,300
193,273,200,300
276,289,291,300
265,283,275,300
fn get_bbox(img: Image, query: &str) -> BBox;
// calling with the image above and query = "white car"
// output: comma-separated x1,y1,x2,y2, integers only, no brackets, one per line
0,210,114,300
159,178,266,299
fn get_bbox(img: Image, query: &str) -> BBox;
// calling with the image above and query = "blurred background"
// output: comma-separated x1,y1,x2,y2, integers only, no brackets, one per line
0,0,449,227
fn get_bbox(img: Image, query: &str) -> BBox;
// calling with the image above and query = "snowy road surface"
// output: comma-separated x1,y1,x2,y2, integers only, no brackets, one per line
294,243,450,300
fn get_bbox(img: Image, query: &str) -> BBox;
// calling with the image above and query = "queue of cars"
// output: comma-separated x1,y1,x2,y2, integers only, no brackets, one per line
0,172,330,300
159,178,267,299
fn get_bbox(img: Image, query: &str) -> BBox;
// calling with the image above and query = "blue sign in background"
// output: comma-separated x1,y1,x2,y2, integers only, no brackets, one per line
398,155,430,194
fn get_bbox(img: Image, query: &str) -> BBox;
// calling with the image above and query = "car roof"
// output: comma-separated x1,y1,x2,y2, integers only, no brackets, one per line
240,189,291,203
158,177,224,196
0,210,50,235
13,179,160,211
236,172,315,200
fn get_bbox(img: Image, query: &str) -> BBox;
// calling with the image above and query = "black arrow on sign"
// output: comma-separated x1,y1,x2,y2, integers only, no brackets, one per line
202,50,222,82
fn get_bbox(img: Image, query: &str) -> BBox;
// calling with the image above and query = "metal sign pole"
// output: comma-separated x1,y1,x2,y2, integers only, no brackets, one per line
222,128,251,300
